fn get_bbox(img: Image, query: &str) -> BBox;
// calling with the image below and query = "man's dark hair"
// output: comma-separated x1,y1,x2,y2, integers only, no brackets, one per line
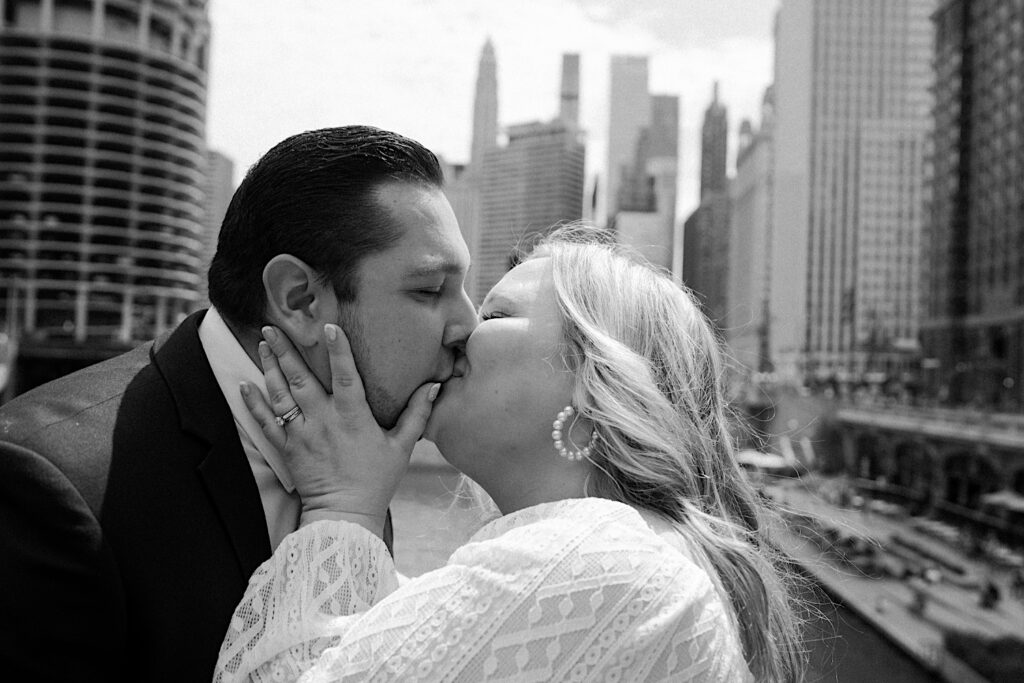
207,125,444,328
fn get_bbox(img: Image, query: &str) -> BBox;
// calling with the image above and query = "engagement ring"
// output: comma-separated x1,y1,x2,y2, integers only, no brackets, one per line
274,405,302,427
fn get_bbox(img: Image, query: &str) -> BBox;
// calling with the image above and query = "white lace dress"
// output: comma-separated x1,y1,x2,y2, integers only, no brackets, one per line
215,498,753,682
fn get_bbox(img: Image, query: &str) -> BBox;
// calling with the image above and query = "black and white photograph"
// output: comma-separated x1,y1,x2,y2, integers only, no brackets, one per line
1,1,1022,681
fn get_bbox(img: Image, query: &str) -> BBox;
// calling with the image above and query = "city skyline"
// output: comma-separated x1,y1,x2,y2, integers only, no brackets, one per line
206,0,777,220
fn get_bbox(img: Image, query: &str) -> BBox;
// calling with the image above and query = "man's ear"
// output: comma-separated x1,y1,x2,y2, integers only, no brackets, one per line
262,254,335,347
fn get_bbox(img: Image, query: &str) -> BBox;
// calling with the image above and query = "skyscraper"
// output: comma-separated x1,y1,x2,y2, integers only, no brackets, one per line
682,84,731,326
727,87,775,374
470,38,498,173
769,0,935,382
559,53,580,127
475,120,585,301
646,96,679,228
922,0,1024,408
473,54,585,301
439,156,476,287
0,0,210,394
606,56,651,224
460,38,500,302
613,94,679,272
607,55,679,274
199,150,234,307
700,82,729,199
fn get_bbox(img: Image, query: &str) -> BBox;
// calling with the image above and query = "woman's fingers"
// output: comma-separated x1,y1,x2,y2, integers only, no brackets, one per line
245,323,433,523
261,326,326,413
257,339,301,421
239,381,287,451
324,324,369,411
389,381,441,452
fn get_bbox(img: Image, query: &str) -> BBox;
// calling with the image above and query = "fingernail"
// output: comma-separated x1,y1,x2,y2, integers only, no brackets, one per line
258,341,272,358
239,381,251,397
428,383,441,402
324,324,337,342
261,326,278,343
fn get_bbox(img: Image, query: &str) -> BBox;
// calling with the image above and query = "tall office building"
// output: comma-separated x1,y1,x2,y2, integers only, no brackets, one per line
700,82,729,199
922,0,1024,408
607,55,679,273
606,55,650,224
559,53,580,126
439,156,476,285
0,0,210,394
682,195,730,325
470,38,498,173
769,0,935,382
459,38,500,302
682,84,731,326
727,87,775,374
475,121,585,301
473,53,585,302
198,149,233,307
614,94,679,272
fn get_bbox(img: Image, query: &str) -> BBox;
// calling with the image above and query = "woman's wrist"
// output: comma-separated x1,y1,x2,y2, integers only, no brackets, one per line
299,509,387,537
298,493,389,538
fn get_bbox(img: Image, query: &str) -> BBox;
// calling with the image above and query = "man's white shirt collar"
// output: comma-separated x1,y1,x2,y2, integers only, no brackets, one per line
198,307,295,493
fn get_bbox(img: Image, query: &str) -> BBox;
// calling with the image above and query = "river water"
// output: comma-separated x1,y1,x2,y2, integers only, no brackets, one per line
799,579,937,682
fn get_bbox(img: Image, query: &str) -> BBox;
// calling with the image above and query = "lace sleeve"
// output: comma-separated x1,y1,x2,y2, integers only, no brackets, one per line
215,520,399,683
216,501,752,683
299,540,750,683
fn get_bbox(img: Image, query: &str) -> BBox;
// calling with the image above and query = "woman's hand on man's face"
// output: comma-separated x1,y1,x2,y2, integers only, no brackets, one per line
239,324,441,536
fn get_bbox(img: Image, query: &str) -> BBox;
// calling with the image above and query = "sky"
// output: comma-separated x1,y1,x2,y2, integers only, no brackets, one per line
206,0,778,220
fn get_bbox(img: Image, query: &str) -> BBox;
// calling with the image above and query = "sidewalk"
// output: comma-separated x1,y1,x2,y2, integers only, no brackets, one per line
769,478,1024,682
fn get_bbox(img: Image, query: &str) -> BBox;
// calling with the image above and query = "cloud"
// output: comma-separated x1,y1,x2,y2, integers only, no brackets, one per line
568,0,778,48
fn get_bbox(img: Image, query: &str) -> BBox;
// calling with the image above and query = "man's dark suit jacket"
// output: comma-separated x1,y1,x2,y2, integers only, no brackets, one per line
0,310,392,681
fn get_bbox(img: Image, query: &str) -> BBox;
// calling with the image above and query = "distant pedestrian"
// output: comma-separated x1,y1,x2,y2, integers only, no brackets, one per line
1012,569,1024,599
875,595,889,614
979,579,1001,609
908,576,929,616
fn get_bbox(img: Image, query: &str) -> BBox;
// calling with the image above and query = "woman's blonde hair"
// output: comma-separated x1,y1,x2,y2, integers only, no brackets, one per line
527,224,806,682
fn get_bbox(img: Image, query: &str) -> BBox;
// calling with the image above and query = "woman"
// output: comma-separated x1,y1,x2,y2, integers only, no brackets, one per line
216,227,805,682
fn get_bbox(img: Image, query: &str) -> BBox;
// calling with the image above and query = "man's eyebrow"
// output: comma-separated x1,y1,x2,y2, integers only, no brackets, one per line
404,258,466,278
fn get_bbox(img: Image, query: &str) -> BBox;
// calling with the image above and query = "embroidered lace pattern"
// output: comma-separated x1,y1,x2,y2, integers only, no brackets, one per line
215,498,753,682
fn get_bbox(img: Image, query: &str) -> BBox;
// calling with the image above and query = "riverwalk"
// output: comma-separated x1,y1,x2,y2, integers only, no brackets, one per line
769,477,1024,682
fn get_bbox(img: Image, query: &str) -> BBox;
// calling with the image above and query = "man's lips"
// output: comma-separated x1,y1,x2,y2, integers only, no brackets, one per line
431,360,466,398
430,354,467,390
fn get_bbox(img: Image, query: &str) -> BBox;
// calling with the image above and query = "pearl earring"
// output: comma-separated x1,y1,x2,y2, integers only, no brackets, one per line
552,406,599,461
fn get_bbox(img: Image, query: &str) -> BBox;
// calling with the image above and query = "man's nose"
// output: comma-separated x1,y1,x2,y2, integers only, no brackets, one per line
443,287,478,348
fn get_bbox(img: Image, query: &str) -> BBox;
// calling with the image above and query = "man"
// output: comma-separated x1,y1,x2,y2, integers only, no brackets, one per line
0,126,476,681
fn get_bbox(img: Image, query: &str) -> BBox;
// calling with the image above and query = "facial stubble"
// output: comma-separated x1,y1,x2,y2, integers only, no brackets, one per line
336,304,403,430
